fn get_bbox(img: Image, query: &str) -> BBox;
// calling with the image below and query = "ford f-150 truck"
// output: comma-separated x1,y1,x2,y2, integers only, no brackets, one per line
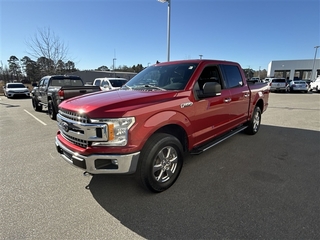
32,75,101,120
55,60,270,192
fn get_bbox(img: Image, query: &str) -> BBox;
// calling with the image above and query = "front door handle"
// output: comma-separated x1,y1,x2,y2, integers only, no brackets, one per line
224,98,231,103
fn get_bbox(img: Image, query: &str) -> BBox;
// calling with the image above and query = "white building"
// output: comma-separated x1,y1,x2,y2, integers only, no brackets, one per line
267,59,320,80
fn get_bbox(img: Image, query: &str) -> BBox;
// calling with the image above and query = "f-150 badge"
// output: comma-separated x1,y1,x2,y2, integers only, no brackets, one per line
180,102,193,108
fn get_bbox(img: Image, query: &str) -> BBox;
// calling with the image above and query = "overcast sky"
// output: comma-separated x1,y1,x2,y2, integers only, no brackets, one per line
1,0,319,71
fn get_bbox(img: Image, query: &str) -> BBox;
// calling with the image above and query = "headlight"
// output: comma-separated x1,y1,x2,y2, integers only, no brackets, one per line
90,117,135,146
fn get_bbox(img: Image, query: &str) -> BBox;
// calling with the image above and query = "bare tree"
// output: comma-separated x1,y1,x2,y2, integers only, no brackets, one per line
26,27,69,74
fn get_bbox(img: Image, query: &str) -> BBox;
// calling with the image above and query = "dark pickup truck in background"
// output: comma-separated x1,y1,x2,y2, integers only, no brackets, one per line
31,75,101,120
55,59,270,192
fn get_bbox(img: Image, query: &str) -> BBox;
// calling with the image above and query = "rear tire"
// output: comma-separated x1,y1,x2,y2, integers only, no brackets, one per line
136,133,183,192
48,100,57,120
32,97,42,112
245,106,261,135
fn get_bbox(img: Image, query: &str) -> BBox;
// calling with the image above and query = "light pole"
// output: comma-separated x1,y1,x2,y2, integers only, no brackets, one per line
259,66,261,79
311,46,320,80
199,54,203,59
113,58,116,77
158,0,171,62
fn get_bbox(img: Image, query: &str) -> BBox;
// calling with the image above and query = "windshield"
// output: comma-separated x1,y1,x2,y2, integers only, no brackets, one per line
272,79,286,83
51,78,83,86
123,63,198,91
7,84,26,88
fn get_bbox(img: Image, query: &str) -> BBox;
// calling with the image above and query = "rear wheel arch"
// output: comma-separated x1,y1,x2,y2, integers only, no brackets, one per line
257,99,264,111
245,105,261,135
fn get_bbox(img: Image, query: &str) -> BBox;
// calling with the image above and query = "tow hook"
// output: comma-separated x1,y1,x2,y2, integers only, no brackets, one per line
83,171,92,190
83,171,92,177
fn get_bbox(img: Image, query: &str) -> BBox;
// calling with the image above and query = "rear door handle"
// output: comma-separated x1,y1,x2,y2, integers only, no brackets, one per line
224,98,231,103
244,93,249,97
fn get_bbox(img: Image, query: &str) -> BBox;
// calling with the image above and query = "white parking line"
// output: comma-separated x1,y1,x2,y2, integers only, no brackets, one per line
24,109,47,126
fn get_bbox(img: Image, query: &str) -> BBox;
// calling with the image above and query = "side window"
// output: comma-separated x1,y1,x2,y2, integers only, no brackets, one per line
197,66,222,90
221,65,244,88
39,79,45,87
44,78,49,87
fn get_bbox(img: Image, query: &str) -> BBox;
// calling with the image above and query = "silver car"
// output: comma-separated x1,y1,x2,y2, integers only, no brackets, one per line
3,83,30,98
288,80,308,93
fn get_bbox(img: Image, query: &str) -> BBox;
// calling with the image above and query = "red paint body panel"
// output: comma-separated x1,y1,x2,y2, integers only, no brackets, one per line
57,59,269,154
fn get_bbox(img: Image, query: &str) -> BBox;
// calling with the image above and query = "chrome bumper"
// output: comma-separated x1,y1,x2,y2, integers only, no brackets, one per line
55,137,140,174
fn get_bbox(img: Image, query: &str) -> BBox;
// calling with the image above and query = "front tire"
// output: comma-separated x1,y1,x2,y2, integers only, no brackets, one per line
245,106,261,135
48,100,57,120
136,133,184,192
32,97,42,112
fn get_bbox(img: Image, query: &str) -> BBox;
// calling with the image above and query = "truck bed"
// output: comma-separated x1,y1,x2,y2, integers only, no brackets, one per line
59,85,101,99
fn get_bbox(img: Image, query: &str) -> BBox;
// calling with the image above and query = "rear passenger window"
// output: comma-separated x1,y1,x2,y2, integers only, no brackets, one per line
221,65,243,88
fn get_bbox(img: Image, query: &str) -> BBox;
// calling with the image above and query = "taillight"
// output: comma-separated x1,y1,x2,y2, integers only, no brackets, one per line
58,89,64,99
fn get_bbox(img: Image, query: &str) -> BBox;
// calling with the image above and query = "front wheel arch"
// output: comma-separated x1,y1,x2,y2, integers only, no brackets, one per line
136,133,184,192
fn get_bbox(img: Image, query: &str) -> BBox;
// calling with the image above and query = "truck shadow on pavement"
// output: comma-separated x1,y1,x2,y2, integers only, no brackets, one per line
0,102,20,108
88,125,319,239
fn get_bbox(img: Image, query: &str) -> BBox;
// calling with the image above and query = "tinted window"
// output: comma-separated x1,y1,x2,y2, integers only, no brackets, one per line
221,65,243,88
272,79,286,83
51,78,83,86
197,66,223,90
94,79,101,86
109,79,128,87
7,84,25,88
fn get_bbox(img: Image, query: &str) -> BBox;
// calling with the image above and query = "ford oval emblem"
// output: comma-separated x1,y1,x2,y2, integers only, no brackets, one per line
61,121,69,132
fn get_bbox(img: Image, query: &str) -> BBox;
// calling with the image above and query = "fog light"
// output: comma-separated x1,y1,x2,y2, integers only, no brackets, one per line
112,159,118,165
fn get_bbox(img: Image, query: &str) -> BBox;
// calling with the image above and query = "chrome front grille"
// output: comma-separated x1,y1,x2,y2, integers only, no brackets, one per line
58,109,89,148
58,109,88,123
60,131,88,148
57,109,108,149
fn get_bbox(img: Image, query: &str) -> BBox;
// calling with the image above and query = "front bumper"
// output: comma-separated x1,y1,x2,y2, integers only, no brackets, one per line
6,92,30,98
292,87,308,91
55,136,140,174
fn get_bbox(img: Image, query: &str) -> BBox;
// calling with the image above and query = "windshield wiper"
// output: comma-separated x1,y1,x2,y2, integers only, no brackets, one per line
121,84,132,90
144,85,166,91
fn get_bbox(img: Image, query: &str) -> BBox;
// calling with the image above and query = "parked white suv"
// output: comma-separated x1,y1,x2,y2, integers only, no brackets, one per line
93,77,128,91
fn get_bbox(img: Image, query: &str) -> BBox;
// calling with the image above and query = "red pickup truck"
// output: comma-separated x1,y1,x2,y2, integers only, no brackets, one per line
55,59,269,192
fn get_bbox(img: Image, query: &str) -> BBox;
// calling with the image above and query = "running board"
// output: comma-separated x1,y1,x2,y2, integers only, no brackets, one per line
190,125,248,155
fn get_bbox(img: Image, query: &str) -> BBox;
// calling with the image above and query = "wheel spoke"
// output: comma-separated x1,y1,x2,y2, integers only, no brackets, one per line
153,163,162,173
152,146,179,183
156,169,165,181
170,155,178,164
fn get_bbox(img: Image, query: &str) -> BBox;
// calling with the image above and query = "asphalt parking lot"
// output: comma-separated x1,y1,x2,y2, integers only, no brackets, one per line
0,92,319,240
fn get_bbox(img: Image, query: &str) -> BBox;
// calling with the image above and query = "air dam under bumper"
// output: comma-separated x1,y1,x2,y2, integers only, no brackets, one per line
55,137,140,174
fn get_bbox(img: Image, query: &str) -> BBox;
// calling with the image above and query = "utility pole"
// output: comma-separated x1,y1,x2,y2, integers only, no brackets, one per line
311,46,320,80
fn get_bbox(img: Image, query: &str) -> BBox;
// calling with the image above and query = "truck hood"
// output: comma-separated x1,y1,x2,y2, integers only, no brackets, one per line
59,89,180,118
